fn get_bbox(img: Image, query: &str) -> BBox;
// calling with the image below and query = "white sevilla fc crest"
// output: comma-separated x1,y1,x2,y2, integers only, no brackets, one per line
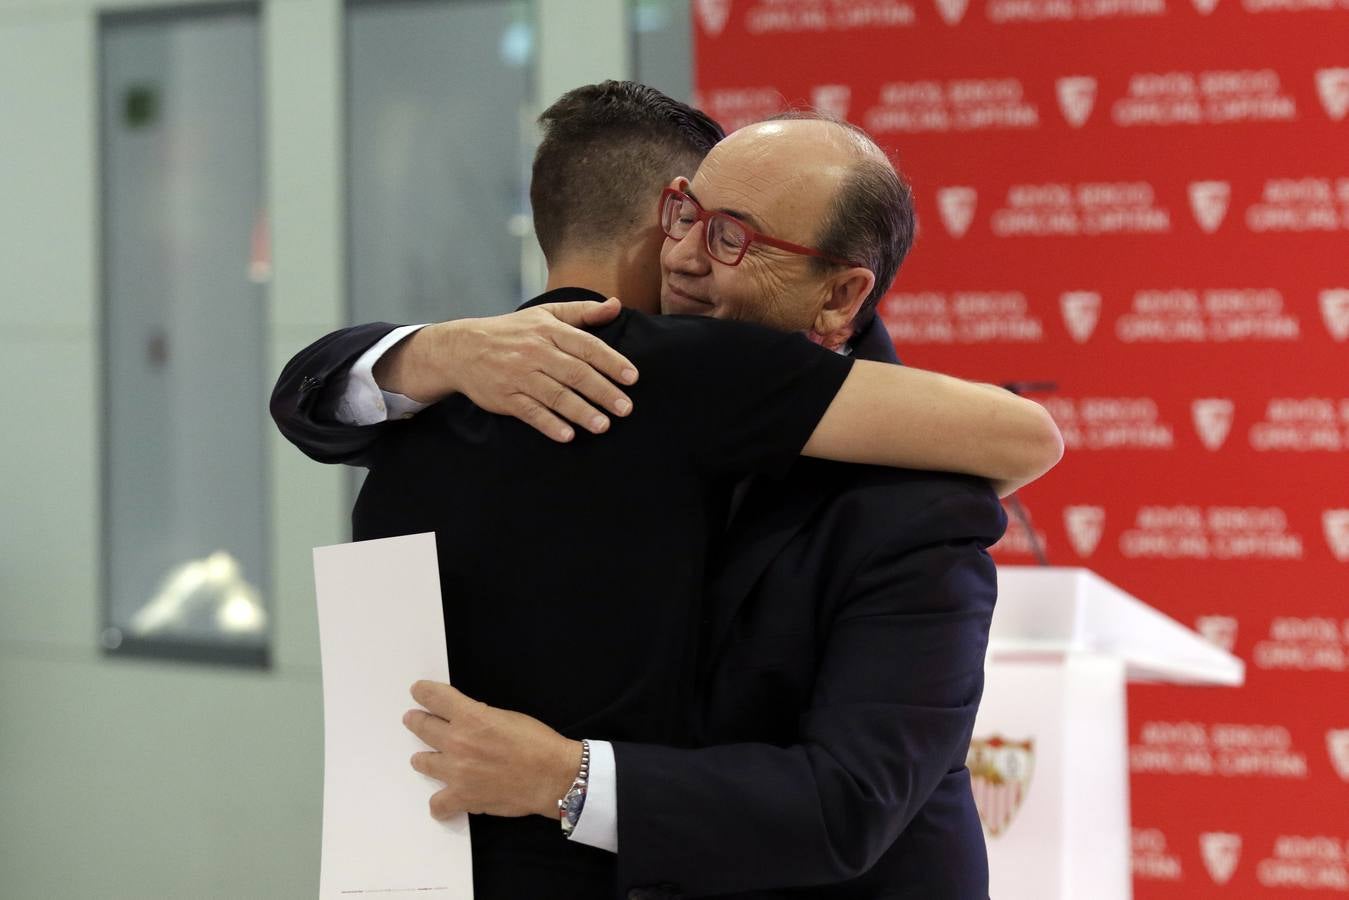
1189,181,1231,234
695,0,732,37
967,736,1034,837
1060,291,1102,343
1064,506,1106,558
811,85,852,121
1200,832,1242,885
1195,615,1238,652
1323,510,1349,562
935,0,971,25
1327,730,1349,782
1316,69,1349,121
937,187,977,238
1192,399,1235,451
1320,289,1349,342
1056,77,1098,128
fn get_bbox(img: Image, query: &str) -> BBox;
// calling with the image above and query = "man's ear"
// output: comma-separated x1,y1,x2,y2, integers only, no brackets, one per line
668,175,690,192
811,267,876,351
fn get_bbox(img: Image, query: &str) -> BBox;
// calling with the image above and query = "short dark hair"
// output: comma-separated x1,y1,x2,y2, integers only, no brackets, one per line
771,111,916,334
531,81,724,265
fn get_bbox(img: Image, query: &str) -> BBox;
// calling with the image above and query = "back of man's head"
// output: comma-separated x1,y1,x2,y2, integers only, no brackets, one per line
771,110,915,338
531,81,724,266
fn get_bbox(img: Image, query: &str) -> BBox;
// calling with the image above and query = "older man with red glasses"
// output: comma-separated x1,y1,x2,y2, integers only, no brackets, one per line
274,84,1056,899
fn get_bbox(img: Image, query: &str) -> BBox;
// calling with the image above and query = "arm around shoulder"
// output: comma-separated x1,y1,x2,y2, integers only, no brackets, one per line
801,360,1064,497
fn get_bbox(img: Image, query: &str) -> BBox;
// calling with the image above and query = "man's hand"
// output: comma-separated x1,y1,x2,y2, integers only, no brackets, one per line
403,680,583,821
374,297,639,442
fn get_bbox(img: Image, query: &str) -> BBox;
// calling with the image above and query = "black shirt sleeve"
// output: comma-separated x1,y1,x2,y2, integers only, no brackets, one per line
623,313,855,479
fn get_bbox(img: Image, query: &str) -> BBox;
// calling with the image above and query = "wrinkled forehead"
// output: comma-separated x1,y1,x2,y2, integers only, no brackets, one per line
687,124,850,242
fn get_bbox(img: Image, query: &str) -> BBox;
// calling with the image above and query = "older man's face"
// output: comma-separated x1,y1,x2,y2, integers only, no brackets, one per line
659,121,854,331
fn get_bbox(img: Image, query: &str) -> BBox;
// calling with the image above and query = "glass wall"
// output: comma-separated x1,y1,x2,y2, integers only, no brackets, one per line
346,0,537,326
100,5,270,665
632,0,692,103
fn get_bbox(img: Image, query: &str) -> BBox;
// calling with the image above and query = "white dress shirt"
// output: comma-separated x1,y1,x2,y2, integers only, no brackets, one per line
334,325,619,854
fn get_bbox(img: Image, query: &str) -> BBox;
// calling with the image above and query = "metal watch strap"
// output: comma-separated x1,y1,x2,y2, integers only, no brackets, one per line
558,739,591,838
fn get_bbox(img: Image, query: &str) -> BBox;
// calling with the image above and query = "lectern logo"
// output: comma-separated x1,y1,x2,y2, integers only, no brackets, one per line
1200,832,1242,885
1320,290,1349,342
1192,399,1235,451
1189,181,1231,234
967,736,1035,837
695,0,732,37
1060,291,1102,343
937,187,978,238
936,0,971,25
1192,0,1221,14
1056,77,1098,128
1324,510,1349,562
811,85,852,121
1064,506,1106,558
1327,730,1349,782
1196,615,1238,652
1316,69,1349,121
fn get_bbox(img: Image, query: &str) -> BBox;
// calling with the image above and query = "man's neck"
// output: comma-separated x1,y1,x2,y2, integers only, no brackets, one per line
544,257,623,300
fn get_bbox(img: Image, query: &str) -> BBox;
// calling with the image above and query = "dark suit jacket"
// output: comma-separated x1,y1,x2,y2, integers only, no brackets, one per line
609,323,1003,899
271,315,1004,900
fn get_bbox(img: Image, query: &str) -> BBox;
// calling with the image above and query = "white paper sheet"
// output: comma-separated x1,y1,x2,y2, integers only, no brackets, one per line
313,532,474,899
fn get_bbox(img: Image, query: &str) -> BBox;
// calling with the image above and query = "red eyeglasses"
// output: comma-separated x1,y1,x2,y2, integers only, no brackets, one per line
658,188,859,268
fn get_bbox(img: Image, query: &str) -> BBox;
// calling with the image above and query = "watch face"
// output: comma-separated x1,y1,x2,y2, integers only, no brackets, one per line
563,789,585,823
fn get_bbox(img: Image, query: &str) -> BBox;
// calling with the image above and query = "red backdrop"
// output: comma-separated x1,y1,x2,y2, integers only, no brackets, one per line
693,1,1349,895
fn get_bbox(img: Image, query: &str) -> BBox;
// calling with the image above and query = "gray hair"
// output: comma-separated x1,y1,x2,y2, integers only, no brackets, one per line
769,110,916,334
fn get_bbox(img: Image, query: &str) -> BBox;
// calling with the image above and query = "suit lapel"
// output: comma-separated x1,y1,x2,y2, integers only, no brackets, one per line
701,468,837,669
700,316,900,672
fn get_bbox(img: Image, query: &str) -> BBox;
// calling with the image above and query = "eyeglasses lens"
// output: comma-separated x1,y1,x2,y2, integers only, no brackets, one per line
706,216,748,265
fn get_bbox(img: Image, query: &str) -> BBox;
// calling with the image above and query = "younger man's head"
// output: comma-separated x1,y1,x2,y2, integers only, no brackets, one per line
531,81,724,311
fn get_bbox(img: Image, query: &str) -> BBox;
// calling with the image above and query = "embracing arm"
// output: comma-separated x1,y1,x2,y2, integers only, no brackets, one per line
269,298,640,465
803,360,1063,497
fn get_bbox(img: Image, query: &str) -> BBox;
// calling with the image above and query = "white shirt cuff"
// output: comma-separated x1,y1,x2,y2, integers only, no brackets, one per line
331,324,430,425
568,739,617,854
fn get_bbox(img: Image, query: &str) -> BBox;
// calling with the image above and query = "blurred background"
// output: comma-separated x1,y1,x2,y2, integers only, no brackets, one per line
3,0,1347,898
0,1,685,895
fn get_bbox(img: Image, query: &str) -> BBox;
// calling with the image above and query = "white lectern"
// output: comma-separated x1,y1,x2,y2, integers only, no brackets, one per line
970,567,1243,900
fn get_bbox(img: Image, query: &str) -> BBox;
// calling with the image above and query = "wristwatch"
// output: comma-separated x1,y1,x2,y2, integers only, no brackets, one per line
558,739,590,838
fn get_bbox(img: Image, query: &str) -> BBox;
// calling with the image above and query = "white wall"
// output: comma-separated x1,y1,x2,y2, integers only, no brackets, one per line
0,1,628,897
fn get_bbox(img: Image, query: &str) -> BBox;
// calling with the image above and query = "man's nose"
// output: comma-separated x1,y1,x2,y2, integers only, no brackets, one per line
667,221,712,274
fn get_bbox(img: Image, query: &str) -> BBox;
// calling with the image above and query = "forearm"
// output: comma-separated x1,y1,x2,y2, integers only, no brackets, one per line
371,320,463,404
803,360,1064,496
612,713,964,896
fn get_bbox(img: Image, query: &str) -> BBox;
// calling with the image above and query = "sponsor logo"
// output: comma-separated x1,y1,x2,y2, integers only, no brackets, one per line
1196,615,1239,652
1321,290,1349,342
1060,291,1102,343
881,291,1043,344
1189,181,1232,233
1327,730,1349,781
968,736,1035,837
1316,68,1349,121
695,0,732,36
936,0,972,23
811,84,852,121
1192,0,1221,13
1192,399,1235,451
1065,505,1106,557
937,186,978,237
1056,76,1098,128
1324,510,1349,562
1200,832,1243,885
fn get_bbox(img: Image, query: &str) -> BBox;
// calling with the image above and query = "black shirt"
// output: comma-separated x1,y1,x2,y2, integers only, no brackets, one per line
351,287,853,746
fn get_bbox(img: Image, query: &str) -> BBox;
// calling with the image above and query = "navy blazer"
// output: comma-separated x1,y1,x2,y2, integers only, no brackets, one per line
270,316,1004,900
